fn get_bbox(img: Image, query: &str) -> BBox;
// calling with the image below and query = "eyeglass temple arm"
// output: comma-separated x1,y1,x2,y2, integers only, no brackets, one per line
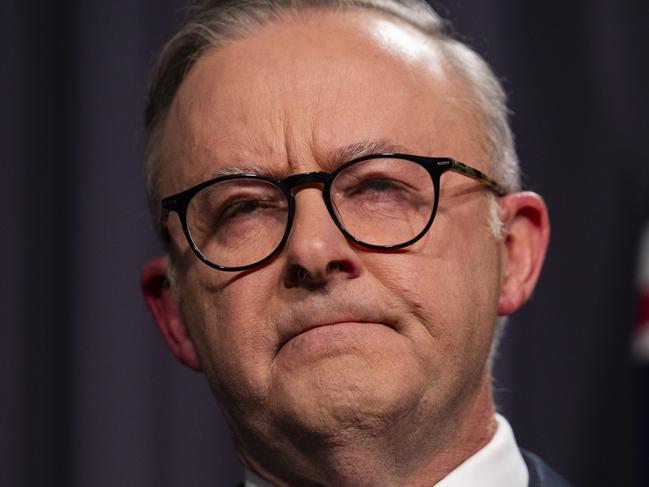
447,159,508,196
159,197,184,244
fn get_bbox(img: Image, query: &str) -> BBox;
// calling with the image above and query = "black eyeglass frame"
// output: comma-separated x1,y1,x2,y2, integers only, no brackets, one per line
161,153,507,272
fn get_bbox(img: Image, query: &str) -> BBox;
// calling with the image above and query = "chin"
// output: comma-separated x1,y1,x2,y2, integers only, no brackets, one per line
268,347,426,442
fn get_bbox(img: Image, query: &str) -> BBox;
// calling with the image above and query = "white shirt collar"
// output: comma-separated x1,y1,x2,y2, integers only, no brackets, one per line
244,414,528,487
245,470,276,487
435,414,528,487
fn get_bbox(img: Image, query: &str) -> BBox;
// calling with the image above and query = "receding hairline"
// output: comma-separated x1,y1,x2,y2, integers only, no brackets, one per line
146,2,449,160
145,0,520,239
164,10,490,190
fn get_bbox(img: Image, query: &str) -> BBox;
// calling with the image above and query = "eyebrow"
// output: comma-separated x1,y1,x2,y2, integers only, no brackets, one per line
325,140,409,171
209,165,273,179
206,139,409,179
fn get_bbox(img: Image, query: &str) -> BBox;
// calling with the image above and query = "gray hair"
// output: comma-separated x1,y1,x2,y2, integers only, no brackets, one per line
144,0,521,238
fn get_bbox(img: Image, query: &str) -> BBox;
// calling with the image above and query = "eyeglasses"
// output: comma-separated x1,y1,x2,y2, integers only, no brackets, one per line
161,153,507,271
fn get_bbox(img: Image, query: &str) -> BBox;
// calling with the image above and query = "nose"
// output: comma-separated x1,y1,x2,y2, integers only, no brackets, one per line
282,188,362,288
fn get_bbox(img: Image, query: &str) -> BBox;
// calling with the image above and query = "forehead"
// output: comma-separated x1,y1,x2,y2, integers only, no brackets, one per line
159,9,485,193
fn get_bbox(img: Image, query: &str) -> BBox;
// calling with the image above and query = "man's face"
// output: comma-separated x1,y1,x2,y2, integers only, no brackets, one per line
159,10,503,454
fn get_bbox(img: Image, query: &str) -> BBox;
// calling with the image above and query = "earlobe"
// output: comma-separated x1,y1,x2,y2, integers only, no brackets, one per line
497,192,550,316
141,256,203,371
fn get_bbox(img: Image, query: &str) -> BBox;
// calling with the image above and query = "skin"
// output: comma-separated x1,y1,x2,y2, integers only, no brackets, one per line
141,9,549,487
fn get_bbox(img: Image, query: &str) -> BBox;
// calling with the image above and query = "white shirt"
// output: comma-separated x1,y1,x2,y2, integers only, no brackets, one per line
245,414,528,487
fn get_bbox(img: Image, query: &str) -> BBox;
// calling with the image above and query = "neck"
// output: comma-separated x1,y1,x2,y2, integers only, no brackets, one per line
236,375,497,487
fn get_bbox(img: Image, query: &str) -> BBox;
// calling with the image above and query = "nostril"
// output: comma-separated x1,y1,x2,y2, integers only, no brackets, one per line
285,260,353,289
285,264,318,289
326,261,349,273
295,266,311,282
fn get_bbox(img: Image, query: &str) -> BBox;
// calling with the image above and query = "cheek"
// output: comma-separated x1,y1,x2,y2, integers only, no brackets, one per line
362,213,501,365
179,267,280,400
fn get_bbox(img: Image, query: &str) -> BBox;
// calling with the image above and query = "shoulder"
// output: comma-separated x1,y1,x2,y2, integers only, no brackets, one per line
521,449,573,487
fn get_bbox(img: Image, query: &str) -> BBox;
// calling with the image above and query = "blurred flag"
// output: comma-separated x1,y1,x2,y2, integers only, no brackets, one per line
634,222,649,487
634,223,649,362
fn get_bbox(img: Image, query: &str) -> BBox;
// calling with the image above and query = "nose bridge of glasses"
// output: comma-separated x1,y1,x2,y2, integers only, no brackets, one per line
282,171,330,195
283,171,342,240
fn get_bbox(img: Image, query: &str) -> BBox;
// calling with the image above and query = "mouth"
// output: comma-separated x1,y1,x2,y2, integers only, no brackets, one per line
277,317,396,354
299,320,370,335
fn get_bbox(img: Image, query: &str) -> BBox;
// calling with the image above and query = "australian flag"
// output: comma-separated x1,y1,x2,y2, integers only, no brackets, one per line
634,222,649,486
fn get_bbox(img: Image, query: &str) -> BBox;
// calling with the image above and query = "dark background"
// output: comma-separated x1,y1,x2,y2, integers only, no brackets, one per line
3,1,648,486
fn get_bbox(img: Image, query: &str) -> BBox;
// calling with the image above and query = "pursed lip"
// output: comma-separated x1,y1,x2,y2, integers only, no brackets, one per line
277,313,396,352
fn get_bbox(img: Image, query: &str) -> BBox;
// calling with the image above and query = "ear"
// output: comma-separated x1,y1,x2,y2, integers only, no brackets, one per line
497,192,550,316
141,256,203,371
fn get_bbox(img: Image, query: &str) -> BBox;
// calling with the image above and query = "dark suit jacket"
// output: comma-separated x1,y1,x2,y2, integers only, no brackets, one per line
238,449,574,487
522,449,573,487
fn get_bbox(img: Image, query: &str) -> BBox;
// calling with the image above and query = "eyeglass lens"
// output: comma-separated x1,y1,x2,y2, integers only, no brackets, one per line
330,157,435,246
185,157,436,269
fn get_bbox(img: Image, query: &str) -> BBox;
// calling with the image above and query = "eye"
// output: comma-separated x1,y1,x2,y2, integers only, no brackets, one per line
219,199,275,223
354,179,402,194
346,177,410,201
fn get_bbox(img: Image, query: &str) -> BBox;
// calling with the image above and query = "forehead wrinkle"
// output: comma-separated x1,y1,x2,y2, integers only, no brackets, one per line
203,140,410,180
164,11,485,192
279,71,325,176
166,82,235,181
161,92,217,189
306,70,414,172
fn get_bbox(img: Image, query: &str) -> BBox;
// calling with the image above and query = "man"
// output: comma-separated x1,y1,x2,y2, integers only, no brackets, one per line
141,0,567,485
